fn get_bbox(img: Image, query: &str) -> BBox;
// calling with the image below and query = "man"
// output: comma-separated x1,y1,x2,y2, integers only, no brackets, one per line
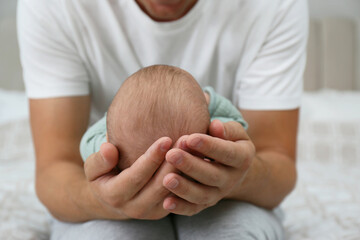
18,0,308,239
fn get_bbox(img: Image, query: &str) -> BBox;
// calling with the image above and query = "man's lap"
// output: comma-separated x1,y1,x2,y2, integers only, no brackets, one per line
50,217,176,240
50,200,283,240
174,200,284,240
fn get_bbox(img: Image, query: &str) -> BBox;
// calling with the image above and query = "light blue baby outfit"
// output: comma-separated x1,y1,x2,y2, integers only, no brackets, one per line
80,86,248,161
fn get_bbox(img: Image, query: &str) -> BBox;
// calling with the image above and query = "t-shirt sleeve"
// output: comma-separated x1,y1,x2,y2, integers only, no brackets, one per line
80,115,107,162
236,0,309,110
17,0,90,98
204,86,248,130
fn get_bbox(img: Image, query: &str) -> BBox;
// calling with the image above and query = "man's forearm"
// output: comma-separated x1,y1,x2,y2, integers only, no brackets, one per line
29,96,129,222
225,150,297,209
36,160,126,222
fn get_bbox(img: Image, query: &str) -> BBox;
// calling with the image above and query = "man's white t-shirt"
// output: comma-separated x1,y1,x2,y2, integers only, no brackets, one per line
18,0,308,123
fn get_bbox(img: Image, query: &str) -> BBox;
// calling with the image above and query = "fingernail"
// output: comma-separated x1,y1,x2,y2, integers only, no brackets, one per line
167,178,179,189
180,139,187,149
160,142,170,152
169,152,183,165
189,137,202,148
167,203,176,210
217,121,226,138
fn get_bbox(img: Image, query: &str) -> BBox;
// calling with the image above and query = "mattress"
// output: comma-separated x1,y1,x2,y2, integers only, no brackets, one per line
0,89,359,239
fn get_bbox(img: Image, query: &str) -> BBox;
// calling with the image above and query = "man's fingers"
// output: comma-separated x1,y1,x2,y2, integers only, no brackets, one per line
166,148,227,187
163,173,220,205
128,161,177,210
223,121,249,141
108,137,172,200
209,120,249,141
208,119,226,139
163,196,204,216
185,134,254,168
84,142,119,181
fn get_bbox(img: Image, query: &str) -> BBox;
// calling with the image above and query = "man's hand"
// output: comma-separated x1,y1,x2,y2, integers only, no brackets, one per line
162,120,255,215
85,137,177,220
162,108,299,214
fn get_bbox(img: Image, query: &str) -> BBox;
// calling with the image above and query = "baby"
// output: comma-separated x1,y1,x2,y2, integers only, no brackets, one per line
80,65,247,170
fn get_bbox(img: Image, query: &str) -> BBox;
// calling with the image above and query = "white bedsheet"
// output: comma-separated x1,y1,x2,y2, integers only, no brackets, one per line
0,89,359,239
0,119,50,240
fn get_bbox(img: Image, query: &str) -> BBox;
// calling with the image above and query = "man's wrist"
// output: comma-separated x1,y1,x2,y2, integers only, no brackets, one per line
224,151,296,209
82,181,130,221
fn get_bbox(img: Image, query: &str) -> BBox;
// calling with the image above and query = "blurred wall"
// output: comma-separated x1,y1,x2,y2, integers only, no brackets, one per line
308,0,360,89
0,0,22,90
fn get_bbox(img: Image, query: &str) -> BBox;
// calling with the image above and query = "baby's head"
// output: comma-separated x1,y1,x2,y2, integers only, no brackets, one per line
107,65,210,170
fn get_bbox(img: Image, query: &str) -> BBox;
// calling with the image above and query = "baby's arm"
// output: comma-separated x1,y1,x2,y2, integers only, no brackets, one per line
80,115,107,162
203,86,248,130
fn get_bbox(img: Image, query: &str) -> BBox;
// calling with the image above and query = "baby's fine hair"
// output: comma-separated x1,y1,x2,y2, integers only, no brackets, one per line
107,65,210,166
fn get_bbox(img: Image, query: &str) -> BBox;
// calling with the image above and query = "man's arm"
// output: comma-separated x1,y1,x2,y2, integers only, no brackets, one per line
226,109,298,208
30,96,100,221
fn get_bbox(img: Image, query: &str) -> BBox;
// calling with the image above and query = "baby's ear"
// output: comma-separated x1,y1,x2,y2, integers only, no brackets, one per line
106,132,109,142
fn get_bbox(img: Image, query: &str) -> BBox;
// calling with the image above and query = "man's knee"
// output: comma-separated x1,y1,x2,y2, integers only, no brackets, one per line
225,201,284,239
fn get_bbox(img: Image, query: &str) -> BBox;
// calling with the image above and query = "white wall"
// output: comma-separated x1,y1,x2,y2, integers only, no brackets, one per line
308,0,360,89
0,0,22,90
